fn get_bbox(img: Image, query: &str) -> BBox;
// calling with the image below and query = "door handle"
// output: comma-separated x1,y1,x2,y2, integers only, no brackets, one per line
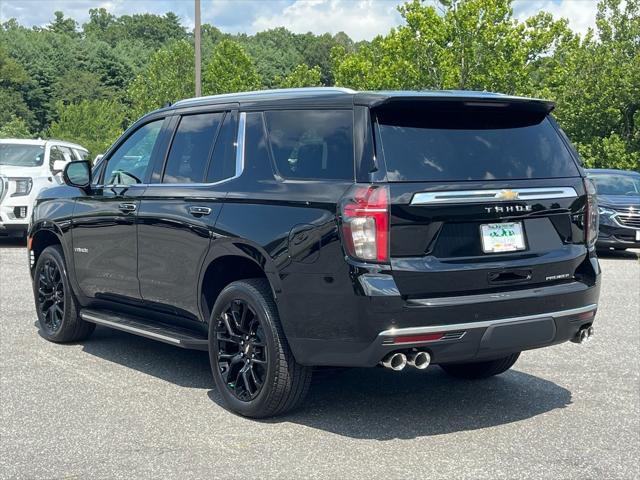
189,206,212,216
118,202,137,213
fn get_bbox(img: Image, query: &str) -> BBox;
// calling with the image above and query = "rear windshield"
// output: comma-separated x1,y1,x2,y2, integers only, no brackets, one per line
0,144,45,167
375,107,579,181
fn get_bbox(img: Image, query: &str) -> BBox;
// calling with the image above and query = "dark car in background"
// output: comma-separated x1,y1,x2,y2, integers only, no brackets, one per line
28,88,600,417
587,169,640,251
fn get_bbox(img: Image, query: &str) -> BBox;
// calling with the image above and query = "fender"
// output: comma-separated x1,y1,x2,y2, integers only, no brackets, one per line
197,236,285,322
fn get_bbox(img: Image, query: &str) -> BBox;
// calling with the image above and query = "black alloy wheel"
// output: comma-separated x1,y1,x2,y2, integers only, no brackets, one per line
33,245,95,343
208,279,312,418
215,299,268,401
37,258,65,334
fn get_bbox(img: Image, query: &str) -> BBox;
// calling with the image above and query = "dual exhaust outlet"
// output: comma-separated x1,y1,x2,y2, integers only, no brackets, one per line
381,351,431,371
573,325,595,344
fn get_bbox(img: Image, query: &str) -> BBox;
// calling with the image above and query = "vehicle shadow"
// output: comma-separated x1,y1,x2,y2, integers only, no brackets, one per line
597,248,639,260
71,326,571,439
247,367,571,440
78,326,213,389
0,237,27,249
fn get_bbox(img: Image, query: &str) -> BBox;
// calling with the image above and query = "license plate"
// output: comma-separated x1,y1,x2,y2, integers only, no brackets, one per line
480,222,526,253
636,230,640,241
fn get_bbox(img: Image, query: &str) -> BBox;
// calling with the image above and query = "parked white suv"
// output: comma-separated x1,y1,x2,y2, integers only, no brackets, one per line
0,139,89,239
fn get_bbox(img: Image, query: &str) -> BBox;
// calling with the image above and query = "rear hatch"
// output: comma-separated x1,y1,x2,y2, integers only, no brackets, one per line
372,98,589,298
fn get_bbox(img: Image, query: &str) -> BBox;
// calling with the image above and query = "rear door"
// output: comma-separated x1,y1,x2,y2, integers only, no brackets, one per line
372,100,587,298
137,108,239,320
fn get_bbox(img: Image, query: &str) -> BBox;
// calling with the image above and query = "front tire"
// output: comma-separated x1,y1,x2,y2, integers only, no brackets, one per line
208,278,312,418
439,353,520,379
33,245,95,342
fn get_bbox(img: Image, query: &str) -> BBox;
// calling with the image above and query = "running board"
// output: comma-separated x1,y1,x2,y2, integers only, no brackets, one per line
80,309,208,351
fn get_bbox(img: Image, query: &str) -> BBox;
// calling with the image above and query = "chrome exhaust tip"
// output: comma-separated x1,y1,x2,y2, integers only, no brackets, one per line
587,326,594,341
381,352,407,371
407,351,431,370
573,327,590,344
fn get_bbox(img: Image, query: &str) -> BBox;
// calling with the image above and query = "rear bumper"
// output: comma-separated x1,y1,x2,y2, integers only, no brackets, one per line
292,303,598,367
280,254,601,367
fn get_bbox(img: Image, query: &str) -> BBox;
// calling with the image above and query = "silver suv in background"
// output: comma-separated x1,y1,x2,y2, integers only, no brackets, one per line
0,139,89,239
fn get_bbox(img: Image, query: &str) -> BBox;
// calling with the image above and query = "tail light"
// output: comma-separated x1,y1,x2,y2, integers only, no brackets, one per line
340,184,389,262
584,177,599,248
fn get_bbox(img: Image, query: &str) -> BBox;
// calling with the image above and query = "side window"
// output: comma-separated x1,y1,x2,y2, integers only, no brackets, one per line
73,149,89,160
48,146,71,171
206,111,237,183
163,113,223,184
103,120,163,185
264,110,354,180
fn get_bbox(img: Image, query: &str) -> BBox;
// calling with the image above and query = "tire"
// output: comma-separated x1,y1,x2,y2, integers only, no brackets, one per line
439,352,520,379
33,245,95,342
208,278,312,418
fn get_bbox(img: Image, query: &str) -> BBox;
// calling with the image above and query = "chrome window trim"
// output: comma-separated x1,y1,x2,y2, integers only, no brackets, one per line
105,112,247,189
410,186,578,205
379,304,597,338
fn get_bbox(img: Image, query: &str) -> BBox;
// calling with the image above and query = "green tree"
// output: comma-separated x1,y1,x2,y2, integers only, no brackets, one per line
128,40,194,120
0,116,32,138
48,99,126,158
333,0,570,93
536,0,639,170
0,45,34,129
276,64,323,88
203,39,262,95
48,11,79,37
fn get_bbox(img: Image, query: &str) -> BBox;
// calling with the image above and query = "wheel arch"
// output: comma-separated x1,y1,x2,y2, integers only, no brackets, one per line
199,240,283,325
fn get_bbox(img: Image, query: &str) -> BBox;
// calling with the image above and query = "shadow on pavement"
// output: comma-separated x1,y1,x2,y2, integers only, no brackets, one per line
66,325,571,439
0,237,27,249
596,248,639,261
252,367,572,440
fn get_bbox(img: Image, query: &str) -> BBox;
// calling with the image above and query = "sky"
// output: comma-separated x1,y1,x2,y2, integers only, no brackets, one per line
0,0,600,42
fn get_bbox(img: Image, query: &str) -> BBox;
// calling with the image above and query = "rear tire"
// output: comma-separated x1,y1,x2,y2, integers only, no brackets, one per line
208,278,312,418
33,245,95,342
439,352,520,379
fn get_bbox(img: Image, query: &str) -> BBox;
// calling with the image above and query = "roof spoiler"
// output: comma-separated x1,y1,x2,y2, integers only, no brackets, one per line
354,92,555,114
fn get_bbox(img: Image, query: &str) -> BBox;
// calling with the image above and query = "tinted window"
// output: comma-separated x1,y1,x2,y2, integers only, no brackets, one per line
163,113,223,184
590,174,640,196
103,119,163,185
376,107,579,181
206,111,237,183
49,145,73,171
73,149,89,160
265,110,353,180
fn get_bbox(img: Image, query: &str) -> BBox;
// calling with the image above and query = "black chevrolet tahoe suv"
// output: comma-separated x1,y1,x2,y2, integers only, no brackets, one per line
28,88,601,418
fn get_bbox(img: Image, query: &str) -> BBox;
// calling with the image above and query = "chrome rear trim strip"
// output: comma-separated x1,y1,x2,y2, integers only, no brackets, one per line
410,187,578,205
379,304,597,337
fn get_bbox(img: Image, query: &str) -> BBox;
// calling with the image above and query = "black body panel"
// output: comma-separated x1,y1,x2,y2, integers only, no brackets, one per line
28,88,601,368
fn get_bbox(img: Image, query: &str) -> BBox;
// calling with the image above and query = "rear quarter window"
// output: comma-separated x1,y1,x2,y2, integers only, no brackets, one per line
375,107,579,181
264,109,354,181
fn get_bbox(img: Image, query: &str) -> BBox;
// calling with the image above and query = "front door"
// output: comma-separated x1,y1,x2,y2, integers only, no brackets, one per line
72,118,166,303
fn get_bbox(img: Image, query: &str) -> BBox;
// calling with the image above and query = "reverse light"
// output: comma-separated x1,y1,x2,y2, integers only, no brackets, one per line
10,177,33,197
584,178,599,248
340,184,389,262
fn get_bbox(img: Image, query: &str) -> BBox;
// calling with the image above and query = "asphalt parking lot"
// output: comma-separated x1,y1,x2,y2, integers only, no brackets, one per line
1,239,638,479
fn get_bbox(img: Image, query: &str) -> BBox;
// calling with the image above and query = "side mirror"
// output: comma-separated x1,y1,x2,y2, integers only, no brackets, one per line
51,160,67,174
63,161,91,189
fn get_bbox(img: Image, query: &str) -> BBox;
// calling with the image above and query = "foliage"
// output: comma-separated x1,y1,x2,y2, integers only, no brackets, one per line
0,1,637,171
277,64,323,88
128,40,195,120
48,100,126,158
203,40,261,95
0,116,32,138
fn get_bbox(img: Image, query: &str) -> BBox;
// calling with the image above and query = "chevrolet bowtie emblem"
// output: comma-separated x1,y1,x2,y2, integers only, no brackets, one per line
497,189,520,200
